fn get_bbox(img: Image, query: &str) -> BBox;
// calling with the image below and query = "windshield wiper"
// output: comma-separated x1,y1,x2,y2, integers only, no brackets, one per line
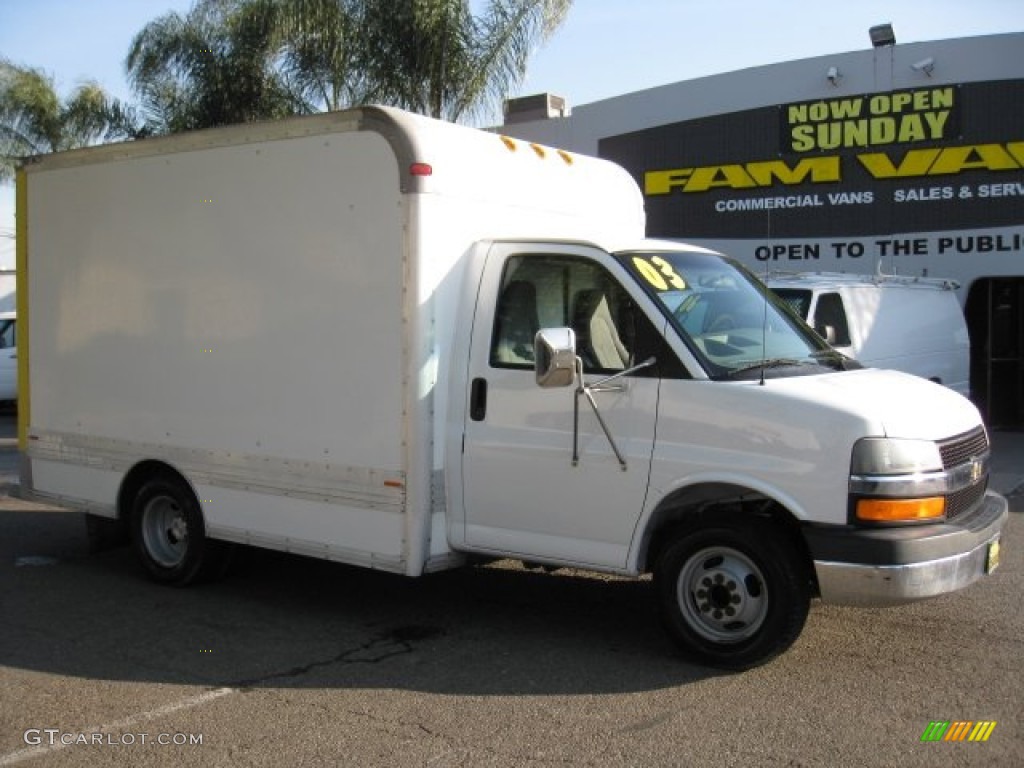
810,349,862,371
721,358,810,378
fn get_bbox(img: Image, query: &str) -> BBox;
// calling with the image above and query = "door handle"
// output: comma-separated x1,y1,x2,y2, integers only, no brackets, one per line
470,378,487,421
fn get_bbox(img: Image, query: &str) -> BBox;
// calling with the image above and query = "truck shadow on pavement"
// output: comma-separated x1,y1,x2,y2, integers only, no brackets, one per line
0,506,724,696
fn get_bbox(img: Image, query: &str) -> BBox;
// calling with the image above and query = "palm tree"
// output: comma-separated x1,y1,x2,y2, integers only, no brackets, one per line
278,0,572,122
365,0,571,122
126,0,572,133
126,0,302,134
272,0,368,112
0,59,134,182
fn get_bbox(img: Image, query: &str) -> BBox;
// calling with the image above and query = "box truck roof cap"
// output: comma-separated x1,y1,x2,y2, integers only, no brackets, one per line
19,105,645,244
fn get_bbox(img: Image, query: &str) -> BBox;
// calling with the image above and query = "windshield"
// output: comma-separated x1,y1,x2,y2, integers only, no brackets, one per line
616,250,852,380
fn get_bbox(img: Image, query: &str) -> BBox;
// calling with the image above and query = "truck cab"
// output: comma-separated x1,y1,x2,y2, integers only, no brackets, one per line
449,239,1005,668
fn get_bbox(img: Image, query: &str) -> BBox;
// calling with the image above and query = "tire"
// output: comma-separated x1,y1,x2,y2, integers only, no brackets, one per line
655,511,810,670
129,474,230,586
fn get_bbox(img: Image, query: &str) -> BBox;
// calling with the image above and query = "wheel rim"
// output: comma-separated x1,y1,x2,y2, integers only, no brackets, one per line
676,546,769,644
141,494,189,568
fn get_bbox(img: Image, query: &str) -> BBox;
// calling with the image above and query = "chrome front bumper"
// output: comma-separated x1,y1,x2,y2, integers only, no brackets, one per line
808,491,1007,607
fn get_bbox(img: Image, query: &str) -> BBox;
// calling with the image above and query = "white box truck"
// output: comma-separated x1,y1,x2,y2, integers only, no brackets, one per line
16,106,1006,669
765,271,971,396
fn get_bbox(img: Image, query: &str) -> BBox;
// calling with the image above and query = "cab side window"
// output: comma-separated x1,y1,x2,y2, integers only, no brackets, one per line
491,255,636,374
814,292,851,347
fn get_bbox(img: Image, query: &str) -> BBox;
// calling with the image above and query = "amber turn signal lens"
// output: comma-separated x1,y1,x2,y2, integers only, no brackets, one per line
856,497,946,522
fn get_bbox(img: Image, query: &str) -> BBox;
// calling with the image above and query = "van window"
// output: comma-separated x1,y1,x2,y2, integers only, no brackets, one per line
0,319,14,350
771,288,812,320
491,254,678,377
814,293,851,347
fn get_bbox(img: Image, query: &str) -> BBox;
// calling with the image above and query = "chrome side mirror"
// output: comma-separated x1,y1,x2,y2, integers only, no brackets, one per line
534,327,577,388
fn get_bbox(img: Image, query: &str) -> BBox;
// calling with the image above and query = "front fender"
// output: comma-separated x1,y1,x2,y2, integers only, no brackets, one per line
628,473,811,573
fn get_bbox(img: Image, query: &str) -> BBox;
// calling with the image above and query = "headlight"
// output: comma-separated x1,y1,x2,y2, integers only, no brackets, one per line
850,438,942,476
850,438,945,523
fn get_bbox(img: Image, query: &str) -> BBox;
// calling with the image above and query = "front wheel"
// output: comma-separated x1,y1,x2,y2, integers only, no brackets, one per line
130,474,230,586
655,512,810,670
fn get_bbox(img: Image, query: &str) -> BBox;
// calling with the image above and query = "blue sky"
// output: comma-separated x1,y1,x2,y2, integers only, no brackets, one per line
1,0,1022,266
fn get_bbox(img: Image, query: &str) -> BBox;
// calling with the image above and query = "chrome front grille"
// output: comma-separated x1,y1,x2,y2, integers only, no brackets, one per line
938,427,989,470
937,427,990,522
946,480,988,520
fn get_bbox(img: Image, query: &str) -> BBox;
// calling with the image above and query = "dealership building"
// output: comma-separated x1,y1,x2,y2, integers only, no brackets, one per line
501,30,1024,428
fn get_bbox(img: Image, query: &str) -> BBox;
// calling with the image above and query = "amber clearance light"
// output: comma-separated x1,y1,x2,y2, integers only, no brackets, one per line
856,497,945,522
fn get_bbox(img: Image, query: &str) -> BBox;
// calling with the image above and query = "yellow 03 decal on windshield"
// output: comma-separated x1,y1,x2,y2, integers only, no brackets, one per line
632,255,687,291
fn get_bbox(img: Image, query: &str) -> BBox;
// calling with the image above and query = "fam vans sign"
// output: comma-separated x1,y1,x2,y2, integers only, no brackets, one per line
599,79,1024,241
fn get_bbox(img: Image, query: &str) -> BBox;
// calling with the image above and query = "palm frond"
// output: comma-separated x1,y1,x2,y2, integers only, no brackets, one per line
0,59,133,179
466,0,571,122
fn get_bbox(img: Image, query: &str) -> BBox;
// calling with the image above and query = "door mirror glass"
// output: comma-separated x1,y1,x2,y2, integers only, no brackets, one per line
535,327,577,388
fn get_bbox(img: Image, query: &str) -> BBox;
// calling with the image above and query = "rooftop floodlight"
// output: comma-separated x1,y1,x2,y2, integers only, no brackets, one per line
869,23,895,47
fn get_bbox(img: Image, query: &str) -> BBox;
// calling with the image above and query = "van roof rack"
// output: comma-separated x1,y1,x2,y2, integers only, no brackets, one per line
763,270,960,291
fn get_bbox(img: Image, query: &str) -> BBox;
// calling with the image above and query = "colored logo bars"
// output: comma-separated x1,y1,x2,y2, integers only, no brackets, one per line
921,721,997,742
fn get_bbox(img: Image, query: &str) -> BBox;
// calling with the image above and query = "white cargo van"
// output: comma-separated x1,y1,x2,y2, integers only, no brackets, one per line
766,272,970,396
16,106,1006,669
0,311,16,402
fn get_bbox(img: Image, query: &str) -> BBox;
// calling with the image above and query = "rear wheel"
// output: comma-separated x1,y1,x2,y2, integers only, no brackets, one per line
130,474,230,585
655,512,810,670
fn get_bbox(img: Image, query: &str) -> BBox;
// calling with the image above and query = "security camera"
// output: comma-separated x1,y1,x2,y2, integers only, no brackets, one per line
826,66,841,85
911,57,935,76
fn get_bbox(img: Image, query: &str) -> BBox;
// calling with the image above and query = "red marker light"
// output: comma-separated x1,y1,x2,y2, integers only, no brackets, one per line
410,162,433,176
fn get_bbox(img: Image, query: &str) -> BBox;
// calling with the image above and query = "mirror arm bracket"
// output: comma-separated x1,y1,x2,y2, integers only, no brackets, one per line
572,357,656,471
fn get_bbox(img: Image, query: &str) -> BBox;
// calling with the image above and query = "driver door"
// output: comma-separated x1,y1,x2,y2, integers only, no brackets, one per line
460,242,660,569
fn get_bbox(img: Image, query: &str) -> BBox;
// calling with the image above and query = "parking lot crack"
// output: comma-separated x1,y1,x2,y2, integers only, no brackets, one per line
228,625,442,689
